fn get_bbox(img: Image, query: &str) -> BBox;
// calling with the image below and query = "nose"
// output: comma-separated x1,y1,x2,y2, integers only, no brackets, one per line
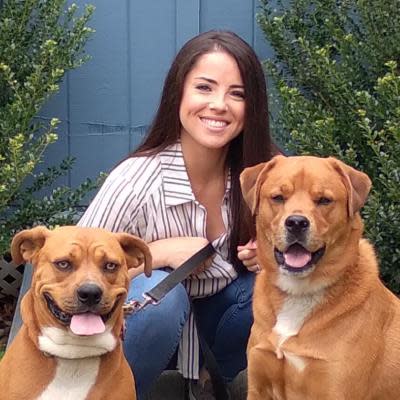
285,215,310,236
77,283,103,306
208,94,227,111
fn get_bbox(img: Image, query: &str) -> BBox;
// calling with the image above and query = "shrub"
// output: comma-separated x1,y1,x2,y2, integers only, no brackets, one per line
258,0,400,293
0,0,103,256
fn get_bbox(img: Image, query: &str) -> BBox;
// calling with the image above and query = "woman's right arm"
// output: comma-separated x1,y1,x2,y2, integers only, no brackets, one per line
128,236,211,279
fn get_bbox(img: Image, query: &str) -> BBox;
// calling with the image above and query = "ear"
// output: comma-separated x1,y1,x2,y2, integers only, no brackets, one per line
115,233,152,277
11,226,51,265
329,157,372,216
240,156,282,215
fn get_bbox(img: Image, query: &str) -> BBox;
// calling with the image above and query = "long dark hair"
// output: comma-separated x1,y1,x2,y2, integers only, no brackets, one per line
129,30,274,271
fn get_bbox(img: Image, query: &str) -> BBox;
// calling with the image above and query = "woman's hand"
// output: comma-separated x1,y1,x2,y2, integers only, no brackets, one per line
237,240,260,273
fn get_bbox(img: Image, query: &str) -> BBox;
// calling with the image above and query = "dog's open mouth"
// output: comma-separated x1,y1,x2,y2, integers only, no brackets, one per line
274,243,325,273
44,293,121,336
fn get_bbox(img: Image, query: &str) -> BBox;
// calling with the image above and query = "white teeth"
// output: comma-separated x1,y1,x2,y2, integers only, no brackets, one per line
201,118,228,128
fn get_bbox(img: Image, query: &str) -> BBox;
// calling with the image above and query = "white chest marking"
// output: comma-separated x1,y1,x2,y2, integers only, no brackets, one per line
273,292,323,372
38,326,117,359
37,357,100,400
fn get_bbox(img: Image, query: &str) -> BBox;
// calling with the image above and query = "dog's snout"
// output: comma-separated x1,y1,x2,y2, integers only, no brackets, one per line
285,215,310,235
77,284,103,306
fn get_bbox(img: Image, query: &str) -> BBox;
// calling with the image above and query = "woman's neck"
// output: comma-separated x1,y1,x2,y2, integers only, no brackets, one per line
180,135,228,185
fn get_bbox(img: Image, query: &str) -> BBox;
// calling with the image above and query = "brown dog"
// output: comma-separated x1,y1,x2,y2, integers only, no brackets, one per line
241,155,400,400
0,225,152,400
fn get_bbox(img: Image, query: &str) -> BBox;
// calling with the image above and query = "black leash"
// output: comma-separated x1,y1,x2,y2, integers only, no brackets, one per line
194,307,230,400
144,242,215,306
124,242,230,400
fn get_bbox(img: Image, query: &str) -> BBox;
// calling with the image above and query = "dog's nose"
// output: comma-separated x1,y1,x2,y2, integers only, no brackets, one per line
77,284,103,306
285,215,310,235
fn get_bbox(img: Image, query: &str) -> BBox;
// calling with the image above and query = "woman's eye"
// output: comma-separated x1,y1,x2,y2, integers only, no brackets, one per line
195,84,211,92
104,262,119,272
54,260,71,270
317,197,333,205
271,195,285,203
231,90,245,99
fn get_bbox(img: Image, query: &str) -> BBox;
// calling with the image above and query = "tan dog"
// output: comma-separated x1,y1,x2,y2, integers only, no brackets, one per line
241,155,400,400
0,225,152,400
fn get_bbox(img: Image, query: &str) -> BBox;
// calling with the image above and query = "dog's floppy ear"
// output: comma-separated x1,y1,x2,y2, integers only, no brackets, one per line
11,226,51,265
329,157,371,216
240,156,282,215
115,233,152,277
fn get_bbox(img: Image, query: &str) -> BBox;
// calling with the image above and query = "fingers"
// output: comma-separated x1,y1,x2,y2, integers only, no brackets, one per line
241,254,261,273
237,248,257,262
237,240,260,273
237,240,257,252
240,254,258,266
246,263,261,273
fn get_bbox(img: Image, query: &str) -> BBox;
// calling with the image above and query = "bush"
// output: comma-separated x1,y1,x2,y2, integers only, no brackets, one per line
0,0,103,256
258,0,400,293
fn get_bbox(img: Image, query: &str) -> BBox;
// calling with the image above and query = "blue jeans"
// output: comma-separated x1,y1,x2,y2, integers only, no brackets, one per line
123,270,255,399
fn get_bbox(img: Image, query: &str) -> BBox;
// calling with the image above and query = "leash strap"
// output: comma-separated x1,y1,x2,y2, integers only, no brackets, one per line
193,303,230,400
143,242,215,304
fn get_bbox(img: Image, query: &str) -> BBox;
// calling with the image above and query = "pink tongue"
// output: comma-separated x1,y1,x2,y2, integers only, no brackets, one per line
70,313,106,336
284,246,312,268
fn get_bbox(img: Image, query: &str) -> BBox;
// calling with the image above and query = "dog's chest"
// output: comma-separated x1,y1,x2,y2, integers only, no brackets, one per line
37,357,100,400
272,293,323,372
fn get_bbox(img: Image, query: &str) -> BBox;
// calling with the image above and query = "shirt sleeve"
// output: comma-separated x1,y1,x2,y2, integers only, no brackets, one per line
78,156,157,234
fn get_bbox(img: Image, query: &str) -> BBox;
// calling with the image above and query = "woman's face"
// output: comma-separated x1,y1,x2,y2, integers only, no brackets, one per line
179,51,245,152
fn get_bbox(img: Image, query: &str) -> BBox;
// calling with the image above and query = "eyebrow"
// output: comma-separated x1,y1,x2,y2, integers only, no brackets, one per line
194,76,244,89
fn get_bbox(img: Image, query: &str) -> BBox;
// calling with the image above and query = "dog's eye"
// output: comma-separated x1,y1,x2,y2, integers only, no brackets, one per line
317,197,332,205
104,262,119,272
271,194,285,203
54,260,71,270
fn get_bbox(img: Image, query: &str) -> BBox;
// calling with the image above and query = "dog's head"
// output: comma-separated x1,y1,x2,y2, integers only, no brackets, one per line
240,155,371,291
11,226,152,338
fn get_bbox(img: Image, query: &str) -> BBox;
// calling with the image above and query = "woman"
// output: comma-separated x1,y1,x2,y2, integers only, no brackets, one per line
79,30,275,399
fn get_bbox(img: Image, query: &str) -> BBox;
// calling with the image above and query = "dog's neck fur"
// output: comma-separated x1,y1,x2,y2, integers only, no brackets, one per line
38,326,117,359
273,289,324,341
34,325,118,400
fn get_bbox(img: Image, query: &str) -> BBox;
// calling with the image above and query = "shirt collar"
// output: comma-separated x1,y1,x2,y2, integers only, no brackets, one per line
159,142,196,207
159,141,232,208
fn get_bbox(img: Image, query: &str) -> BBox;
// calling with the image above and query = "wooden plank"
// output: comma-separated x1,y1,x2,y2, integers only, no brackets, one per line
129,1,176,127
199,0,254,43
69,133,130,185
68,0,130,136
176,0,200,50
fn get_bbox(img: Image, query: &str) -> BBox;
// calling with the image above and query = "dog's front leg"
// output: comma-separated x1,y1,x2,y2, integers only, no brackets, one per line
247,346,277,400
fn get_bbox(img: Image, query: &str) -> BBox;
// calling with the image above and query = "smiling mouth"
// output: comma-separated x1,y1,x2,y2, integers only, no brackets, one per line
274,243,326,274
43,293,120,326
200,117,229,129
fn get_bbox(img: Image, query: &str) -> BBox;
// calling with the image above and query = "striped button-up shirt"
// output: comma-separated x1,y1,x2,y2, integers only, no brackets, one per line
78,142,238,379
